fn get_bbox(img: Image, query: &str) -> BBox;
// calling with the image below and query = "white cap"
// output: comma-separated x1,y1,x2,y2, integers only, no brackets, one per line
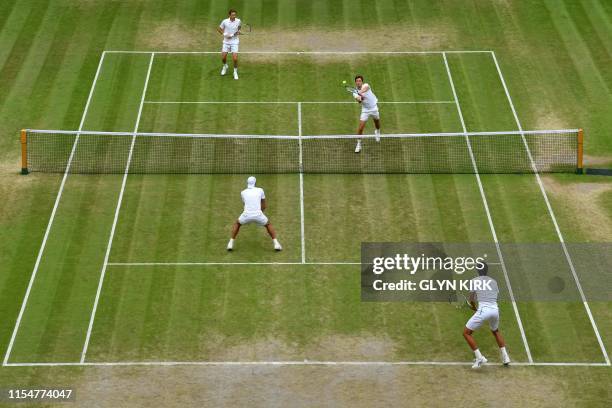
247,176,256,187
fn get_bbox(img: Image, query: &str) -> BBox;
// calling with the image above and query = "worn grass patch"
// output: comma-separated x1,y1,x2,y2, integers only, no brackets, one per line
543,175,612,241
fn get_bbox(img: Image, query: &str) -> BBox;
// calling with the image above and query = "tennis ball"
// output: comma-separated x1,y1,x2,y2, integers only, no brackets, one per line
342,80,347,84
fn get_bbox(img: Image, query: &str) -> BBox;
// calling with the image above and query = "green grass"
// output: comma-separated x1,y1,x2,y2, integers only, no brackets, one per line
6,49,605,367
0,1,610,406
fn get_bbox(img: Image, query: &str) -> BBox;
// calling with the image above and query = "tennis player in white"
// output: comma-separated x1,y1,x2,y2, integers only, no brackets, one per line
217,9,241,80
227,176,282,251
463,263,511,369
353,75,381,153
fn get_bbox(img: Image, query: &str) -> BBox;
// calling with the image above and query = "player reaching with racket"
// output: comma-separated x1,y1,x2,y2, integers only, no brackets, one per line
227,176,282,252
347,75,381,153
217,9,242,80
463,263,511,369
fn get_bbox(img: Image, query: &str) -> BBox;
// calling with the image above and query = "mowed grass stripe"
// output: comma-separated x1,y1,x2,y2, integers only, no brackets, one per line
111,174,302,263
0,175,63,356
86,55,532,364
0,4,73,127
8,175,125,362
303,175,497,259
446,52,607,362
487,0,612,154
7,52,154,362
82,53,153,132
543,0,610,96
0,0,18,37
0,4,126,365
0,2,100,143
0,0,51,109
87,265,526,362
0,2,608,405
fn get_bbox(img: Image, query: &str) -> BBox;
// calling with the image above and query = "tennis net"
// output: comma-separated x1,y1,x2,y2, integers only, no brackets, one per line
20,128,583,174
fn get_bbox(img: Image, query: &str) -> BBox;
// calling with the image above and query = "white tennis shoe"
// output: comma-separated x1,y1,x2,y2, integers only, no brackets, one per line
472,355,487,369
233,70,239,80
502,353,511,366
375,129,381,142
226,238,234,251
221,64,228,76
354,140,362,153
273,239,282,251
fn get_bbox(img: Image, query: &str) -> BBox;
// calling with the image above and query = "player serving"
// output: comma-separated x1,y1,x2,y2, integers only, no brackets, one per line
349,75,381,153
217,9,241,80
227,176,282,252
463,263,511,369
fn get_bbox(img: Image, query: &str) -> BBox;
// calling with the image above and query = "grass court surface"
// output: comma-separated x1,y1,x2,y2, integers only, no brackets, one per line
0,1,610,406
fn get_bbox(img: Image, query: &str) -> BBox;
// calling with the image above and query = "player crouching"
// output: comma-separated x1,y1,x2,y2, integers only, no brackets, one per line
463,263,511,369
227,176,282,251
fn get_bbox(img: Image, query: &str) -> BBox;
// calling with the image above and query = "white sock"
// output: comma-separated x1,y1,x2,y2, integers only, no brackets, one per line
234,68,238,72
228,238,234,244
273,238,279,245
474,349,483,359
500,347,508,357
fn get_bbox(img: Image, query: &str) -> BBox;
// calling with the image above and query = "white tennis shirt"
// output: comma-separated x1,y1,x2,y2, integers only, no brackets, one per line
470,276,499,309
241,186,265,215
360,84,378,111
220,18,241,45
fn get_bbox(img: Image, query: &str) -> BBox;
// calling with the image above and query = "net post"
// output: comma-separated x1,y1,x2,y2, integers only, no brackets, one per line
576,128,584,174
20,129,29,175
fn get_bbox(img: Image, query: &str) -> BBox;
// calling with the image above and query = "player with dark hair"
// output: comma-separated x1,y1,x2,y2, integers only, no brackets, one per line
217,9,242,80
463,263,511,368
352,75,381,153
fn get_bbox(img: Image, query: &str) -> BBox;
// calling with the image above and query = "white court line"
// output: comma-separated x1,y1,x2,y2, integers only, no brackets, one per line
3,361,609,368
442,52,533,363
491,51,610,366
298,102,306,264
80,52,156,364
107,262,362,266
144,100,455,104
105,50,495,55
105,261,502,267
2,51,108,367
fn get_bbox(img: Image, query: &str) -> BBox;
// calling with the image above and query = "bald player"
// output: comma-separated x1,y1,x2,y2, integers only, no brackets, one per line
227,176,282,251
463,263,511,369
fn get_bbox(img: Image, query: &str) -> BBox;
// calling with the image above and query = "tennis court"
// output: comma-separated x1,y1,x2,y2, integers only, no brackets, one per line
3,50,608,367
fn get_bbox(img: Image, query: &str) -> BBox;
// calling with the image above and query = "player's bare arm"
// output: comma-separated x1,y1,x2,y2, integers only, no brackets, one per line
468,292,477,310
352,75,381,152
217,25,234,39
358,83,370,95
463,263,511,369
219,9,240,79
227,177,281,252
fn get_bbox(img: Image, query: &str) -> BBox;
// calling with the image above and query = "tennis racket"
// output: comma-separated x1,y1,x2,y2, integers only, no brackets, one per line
344,85,359,95
238,23,252,35
449,293,474,310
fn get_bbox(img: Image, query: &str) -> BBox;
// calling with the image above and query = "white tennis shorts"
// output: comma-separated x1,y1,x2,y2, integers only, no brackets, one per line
222,43,239,53
360,108,380,122
238,212,268,226
466,306,500,331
